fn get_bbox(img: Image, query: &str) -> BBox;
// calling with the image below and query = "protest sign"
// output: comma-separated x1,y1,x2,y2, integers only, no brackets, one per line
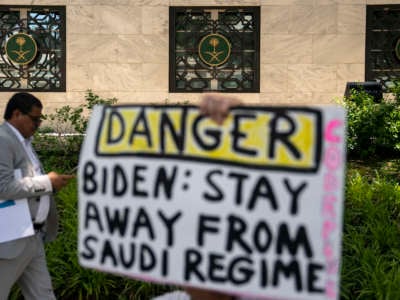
78,104,346,300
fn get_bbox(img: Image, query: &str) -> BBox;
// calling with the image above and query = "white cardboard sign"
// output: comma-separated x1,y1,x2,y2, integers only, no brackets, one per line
78,105,346,300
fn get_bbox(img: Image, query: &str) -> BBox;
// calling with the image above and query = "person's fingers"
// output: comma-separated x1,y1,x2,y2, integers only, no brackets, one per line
199,93,242,124
200,94,216,116
199,93,213,115
60,175,75,187
48,172,75,191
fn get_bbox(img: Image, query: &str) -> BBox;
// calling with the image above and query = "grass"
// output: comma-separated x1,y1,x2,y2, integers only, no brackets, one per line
340,159,400,300
9,159,400,299
47,179,174,300
48,158,400,299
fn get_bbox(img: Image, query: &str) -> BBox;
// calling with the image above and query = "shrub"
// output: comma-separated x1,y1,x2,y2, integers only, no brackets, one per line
47,179,174,299
12,90,400,299
33,90,117,172
10,91,174,299
341,169,400,300
343,87,400,159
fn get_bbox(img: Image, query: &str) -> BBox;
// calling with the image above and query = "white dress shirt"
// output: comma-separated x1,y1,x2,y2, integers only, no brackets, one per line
6,122,52,224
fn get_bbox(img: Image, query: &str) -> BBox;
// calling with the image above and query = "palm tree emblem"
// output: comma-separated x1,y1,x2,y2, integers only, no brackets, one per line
5,33,38,65
198,33,231,67
13,36,31,61
205,38,224,63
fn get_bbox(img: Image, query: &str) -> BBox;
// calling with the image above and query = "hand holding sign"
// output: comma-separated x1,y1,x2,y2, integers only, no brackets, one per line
199,93,241,125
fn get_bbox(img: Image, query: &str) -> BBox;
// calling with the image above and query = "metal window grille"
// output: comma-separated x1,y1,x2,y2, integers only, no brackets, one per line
366,5,400,90
0,5,66,92
169,6,260,93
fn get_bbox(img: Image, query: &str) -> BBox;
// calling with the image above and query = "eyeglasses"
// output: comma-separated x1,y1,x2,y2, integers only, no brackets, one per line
24,113,44,124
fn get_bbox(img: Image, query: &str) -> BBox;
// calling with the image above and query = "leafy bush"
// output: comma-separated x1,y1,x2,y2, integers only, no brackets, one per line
33,90,117,172
47,179,174,299
341,167,400,300
11,90,400,299
343,86,400,158
10,91,174,299
10,179,174,300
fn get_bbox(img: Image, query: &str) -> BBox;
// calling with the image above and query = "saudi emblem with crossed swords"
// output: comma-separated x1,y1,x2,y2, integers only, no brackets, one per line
5,33,38,65
198,33,231,67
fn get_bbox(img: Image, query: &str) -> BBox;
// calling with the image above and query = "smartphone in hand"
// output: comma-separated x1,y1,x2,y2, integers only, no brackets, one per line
67,166,78,175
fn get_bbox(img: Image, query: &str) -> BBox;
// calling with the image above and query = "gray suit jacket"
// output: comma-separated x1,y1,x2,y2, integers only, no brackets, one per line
0,123,58,259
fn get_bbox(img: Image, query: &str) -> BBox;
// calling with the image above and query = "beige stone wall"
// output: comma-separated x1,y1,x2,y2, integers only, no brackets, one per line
1,0,400,112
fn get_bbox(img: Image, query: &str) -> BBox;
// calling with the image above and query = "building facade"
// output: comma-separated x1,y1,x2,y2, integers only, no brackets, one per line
1,0,400,113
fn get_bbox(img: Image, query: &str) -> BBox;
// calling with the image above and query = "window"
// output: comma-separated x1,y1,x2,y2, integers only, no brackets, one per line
169,6,260,93
366,5,400,89
0,5,66,92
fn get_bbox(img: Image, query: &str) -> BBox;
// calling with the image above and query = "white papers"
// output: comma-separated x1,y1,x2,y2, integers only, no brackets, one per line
0,169,34,243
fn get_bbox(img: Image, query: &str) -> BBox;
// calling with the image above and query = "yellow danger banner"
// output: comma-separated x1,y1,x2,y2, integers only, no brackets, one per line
95,106,322,171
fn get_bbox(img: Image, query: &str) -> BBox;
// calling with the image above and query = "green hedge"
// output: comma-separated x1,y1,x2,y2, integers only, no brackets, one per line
11,161,397,299
48,180,174,299
10,91,400,299
341,164,400,300
343,82,400,159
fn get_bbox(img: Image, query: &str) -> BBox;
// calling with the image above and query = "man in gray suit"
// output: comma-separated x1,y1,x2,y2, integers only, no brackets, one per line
0,93,74,299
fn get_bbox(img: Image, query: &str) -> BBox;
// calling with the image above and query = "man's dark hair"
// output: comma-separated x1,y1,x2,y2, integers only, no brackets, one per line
4,92,43,120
